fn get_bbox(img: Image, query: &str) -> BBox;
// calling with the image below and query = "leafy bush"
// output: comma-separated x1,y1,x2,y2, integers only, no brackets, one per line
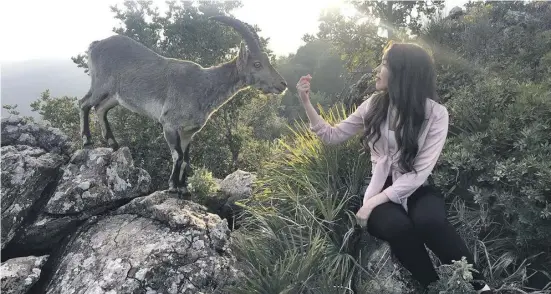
427,257,477,294
188,166,219,202
420,3,551,290
433,78,551,288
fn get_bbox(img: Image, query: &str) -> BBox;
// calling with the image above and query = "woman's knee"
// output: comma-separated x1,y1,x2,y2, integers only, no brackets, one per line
409,191,449,234
367,203,415,241
411,211,450,236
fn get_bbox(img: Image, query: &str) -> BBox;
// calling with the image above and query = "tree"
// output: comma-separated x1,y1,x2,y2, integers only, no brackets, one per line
29,90,84,144
276,39,347,122
314,1,444,73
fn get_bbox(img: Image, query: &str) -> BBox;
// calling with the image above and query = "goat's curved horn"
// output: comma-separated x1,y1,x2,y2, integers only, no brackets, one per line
209,15,262,54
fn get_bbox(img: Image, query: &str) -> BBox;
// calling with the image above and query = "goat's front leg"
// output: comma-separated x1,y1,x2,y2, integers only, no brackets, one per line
163,126,184,193
177,131,194,196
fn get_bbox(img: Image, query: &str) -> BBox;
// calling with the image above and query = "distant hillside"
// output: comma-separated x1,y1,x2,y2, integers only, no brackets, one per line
1,58,90,118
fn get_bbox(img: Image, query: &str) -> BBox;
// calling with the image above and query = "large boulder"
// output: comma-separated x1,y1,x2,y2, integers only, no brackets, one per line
1,145,65,249
8,147,151,254
1,116,73,250
0,255,49,294
1,116,241,294
44,191,239,294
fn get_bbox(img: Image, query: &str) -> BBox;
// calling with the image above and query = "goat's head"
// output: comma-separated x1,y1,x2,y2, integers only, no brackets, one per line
209,15,287,95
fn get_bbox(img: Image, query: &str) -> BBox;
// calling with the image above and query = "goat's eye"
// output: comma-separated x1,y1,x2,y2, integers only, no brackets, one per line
253,62,262,69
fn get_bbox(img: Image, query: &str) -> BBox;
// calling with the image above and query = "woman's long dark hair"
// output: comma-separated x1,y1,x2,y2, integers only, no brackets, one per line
362,42,437,173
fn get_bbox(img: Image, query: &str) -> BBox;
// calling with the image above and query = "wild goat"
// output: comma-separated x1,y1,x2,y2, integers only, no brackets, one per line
79,15,287,194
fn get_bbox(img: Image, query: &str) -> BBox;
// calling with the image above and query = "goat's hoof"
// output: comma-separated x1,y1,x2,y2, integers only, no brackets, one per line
167,184,178,193
178,186,191,199
107,138,119,151
82,142,94,149
82,136,93,148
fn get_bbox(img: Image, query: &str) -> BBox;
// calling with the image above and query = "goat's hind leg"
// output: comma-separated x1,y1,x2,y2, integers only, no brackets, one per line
79,90,93,148
96,95,120,150
163,125,184,193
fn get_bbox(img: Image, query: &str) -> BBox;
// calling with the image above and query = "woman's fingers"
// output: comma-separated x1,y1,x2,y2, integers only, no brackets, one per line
296,82,310,92
355,214,367,228
298,74,313,84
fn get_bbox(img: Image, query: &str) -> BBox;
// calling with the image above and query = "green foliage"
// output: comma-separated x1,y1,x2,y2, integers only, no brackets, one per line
434,79,551,274
30,90,78,140
2,104,35,124
230,3,551,293
427,257,477,294
423,2,551,290
229,104,376,293
423,1,551,85
188,166,218,202
2,104,21,116
315,1,445,72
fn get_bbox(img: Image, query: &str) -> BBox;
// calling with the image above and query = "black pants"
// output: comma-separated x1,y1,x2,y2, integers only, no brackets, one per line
366,177,485,289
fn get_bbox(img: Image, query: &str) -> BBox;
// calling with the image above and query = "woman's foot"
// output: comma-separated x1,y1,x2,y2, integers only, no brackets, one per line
477,284,493,294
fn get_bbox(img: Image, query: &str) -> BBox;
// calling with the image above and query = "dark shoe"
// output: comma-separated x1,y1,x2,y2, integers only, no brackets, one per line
476,284,494,294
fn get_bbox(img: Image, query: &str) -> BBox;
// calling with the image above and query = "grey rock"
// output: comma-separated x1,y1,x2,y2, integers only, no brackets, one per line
219,169,256,204
1,145,65,249
358,236,410,293
45,191,239,294
200,170,257,229
1,116,73,157
1,255,49,294
44,147,151,215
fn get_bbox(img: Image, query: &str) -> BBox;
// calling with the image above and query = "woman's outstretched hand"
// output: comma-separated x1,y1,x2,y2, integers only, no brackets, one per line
296,74,312,102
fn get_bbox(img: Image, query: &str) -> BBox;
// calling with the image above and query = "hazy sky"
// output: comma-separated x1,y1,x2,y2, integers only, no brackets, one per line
0,0,467,62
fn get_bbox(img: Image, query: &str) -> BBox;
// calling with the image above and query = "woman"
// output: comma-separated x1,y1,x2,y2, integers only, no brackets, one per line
296,42,492,293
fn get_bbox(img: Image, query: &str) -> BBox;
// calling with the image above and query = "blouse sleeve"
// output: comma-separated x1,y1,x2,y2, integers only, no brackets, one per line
310,97,372,145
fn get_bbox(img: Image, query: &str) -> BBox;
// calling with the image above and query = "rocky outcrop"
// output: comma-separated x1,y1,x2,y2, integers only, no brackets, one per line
1,116,73,250
0,255,48,294
45,192,238,293
45,147,151,215
5,146,152,254
1,145,65,249
1,116,240,294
